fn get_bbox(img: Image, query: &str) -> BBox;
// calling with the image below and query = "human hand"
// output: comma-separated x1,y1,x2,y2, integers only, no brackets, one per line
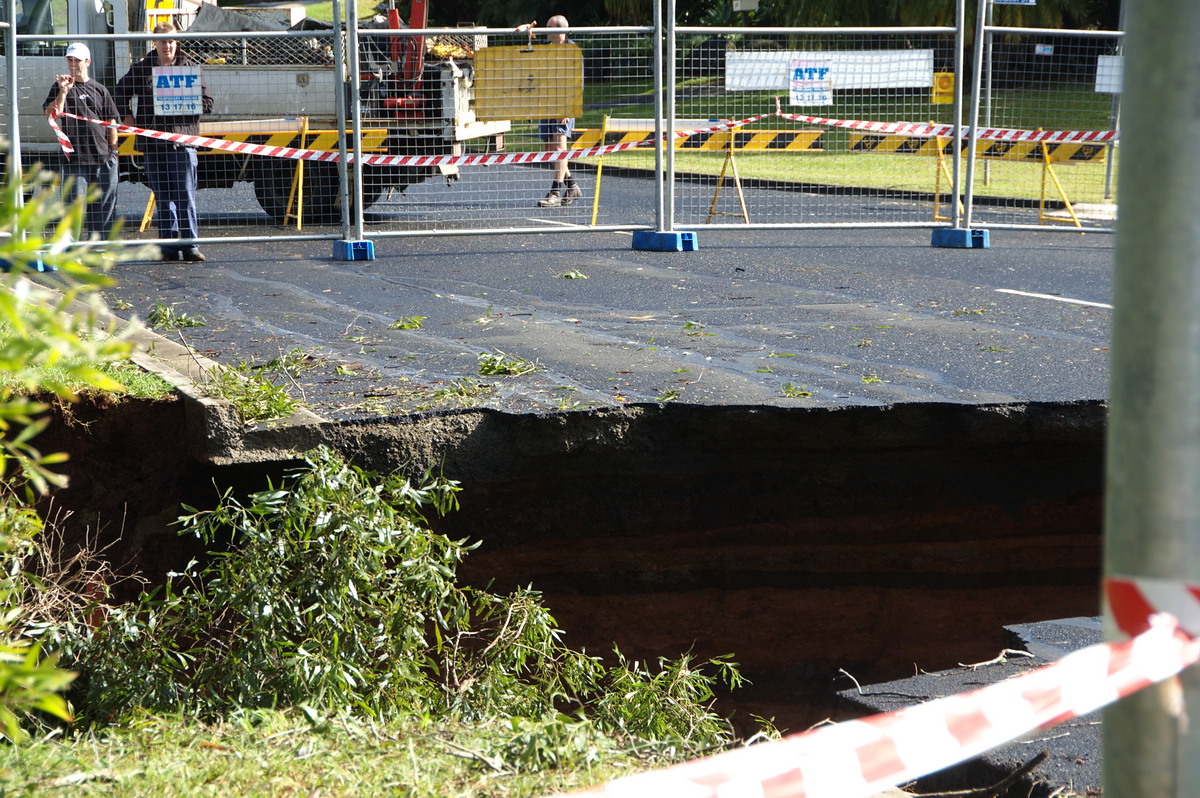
56,74,74,92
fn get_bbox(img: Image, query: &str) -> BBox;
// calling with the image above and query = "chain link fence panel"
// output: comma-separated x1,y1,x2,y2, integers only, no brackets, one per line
2,8,1122,244
970,26,1121,232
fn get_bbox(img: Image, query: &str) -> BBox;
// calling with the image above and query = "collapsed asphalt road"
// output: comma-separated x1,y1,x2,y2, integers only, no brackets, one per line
100,225,1112,421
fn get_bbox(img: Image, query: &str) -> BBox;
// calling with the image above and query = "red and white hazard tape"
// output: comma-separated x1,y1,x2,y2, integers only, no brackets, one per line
538,580,1199,798
1107,574,1200,637
775,111,1117,144
770,96,1117,143
59,105,1115,170
57,111,771,169
47,109,75,156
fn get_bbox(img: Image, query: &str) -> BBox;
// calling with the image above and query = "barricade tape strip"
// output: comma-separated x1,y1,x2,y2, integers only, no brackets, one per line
47,110,75,156
538,579,1200,798
769,96,1117,143
773,111,1117,144
1107,574,1200,637
57,107,1114,169
58,112,770,168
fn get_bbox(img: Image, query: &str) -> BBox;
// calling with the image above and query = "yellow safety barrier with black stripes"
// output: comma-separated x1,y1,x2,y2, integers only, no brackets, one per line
972,139,1107,163
847,132,1105,163
570,128,826,152
846,125,1105,230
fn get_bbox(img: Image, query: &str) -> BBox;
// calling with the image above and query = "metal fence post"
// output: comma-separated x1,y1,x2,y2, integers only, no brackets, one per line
1103,1,1200,795
961,0,987,231
332,0,351,238
663,0,676,234
652,0,665,231
1103,0,1126,202
3,0,21,189
345,0,366,242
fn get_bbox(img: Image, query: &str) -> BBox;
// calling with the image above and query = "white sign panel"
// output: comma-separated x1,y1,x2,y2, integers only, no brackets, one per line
727,50,934,92
1096,54,1123,93
153,65,204,116
789,60,832,106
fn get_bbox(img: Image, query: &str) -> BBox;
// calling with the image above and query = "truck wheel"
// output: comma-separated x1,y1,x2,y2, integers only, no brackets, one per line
253,160,343,224
253,160,388,225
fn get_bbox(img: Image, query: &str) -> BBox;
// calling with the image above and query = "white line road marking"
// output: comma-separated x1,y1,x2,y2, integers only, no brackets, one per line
529,218,586,228
996,288,1113,309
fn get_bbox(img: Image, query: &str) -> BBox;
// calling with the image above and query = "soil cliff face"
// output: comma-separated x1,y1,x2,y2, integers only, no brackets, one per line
36,398,1106,732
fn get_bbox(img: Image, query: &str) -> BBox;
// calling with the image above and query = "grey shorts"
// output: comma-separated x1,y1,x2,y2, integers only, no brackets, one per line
539,118,575,141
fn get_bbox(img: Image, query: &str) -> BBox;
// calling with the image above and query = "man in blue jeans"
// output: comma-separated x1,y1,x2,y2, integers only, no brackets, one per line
115,22,213,262
43,42,120,238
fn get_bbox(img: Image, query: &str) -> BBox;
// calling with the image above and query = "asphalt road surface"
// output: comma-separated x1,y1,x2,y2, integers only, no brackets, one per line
100,172,1113,421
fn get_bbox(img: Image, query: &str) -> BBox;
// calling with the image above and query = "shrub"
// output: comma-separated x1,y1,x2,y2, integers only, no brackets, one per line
0,161,152,740
60,446,742,756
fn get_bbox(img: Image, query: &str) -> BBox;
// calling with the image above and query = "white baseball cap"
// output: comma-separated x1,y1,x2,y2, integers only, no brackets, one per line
65,42,91,61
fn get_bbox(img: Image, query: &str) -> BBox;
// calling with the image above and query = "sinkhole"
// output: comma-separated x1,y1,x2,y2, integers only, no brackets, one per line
40,398,1105,733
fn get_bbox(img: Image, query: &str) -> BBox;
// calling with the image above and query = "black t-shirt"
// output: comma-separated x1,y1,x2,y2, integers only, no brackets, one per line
43,79,119,164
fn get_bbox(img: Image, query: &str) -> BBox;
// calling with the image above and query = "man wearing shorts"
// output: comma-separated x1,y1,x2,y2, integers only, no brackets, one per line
536,15,583,208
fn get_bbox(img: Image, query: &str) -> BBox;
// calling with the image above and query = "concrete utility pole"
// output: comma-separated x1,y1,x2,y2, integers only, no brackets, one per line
1103,1,1200,795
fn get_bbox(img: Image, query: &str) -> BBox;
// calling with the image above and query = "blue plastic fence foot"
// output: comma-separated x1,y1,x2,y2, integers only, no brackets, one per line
0,256,53,273
333,240,375,261
931,228,990,249
632,230,700,252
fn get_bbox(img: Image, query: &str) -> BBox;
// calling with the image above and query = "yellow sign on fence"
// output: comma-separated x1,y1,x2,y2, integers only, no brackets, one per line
473,44,583,122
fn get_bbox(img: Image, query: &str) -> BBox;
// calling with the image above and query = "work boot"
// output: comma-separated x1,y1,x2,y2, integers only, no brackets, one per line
563,184,583,204
182,249,206,262
537,191,562,208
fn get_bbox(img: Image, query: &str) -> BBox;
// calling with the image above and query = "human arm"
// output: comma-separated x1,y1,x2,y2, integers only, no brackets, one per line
112,62,139,123
43,75,73,119
99,86,121,150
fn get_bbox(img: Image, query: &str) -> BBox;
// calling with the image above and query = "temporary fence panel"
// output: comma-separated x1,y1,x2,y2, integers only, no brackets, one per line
665,28,962,230
971,26,1121,232
361,25,658,237
8,20,349,245
2,6,1123,244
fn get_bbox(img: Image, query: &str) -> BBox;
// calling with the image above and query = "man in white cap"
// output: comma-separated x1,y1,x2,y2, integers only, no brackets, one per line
43,42,121,238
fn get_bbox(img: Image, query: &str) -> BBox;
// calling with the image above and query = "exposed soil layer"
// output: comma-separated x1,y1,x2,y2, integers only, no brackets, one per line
37,397,1106,733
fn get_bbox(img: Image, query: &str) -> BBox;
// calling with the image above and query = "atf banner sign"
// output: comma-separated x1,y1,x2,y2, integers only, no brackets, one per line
790,60,832,106
152,66,204,116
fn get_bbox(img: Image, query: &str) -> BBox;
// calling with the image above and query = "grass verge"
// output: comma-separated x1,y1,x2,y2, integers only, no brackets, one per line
0,709,658,797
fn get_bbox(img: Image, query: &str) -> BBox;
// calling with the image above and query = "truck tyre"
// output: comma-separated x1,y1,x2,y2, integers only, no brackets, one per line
252,160,384,224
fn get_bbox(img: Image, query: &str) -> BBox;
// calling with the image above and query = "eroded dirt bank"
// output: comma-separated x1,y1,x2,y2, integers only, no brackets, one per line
39,399,1106,733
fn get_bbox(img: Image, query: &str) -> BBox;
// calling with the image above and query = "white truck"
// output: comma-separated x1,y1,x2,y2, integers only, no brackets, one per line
1,0,509,222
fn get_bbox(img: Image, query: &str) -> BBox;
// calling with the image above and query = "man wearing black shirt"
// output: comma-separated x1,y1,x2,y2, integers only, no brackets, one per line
43,42,120,238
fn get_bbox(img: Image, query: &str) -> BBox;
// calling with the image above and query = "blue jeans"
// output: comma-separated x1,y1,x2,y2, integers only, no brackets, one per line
144,144,199,254
61,153,119,238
